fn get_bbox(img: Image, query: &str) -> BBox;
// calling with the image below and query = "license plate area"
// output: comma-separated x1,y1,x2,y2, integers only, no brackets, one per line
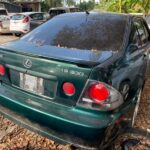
20,73,44,95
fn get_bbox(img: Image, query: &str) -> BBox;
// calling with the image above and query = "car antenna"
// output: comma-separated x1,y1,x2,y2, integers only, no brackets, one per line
86,11,90,15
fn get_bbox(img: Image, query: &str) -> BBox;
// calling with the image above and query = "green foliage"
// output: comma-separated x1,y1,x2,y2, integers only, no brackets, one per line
41,0,62,12
78,0,95,11
96,0,150,13
66,0,76,6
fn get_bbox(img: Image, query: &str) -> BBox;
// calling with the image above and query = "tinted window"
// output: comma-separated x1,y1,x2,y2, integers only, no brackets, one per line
0,10,7,15
143,22,149,42
49,10,66,18
129,23,141,47
134,19,148,44
69,8,79,12
22,13,128,51
11,14,25,20
30,13,43,20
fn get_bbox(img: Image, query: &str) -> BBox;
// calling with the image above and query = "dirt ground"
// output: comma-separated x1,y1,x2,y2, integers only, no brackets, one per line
0,34,149,150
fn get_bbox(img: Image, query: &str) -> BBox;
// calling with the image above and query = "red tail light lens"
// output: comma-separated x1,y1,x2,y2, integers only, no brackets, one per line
77,80,123,111
63,82,75,96
88,83,109,101
0,65,5,76
23,16,29,23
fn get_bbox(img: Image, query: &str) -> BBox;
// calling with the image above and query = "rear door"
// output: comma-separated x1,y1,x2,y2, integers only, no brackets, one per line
134,18,150,79
112,18,147,91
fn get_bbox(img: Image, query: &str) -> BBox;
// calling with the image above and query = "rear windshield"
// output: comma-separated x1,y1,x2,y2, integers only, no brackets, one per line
11,14,25,20
22,13,128,51
0,10,7,15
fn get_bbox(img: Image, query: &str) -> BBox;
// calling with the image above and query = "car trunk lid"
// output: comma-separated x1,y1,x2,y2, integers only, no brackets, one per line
0,40,112,107
2,40,113,66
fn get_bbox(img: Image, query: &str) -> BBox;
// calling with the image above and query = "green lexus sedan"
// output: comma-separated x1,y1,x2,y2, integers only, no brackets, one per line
0,12,149,149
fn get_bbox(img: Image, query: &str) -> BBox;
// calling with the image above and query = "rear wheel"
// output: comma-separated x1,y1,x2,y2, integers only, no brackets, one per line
14,33,22,37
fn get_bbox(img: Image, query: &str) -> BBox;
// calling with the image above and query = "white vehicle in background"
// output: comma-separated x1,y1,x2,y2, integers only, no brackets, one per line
10,12,49,36
0,8,10,34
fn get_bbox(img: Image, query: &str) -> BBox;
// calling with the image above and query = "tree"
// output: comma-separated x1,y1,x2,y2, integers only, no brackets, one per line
96,0,150,13
66,0,75,6
41,0,62,12
78,0,95,11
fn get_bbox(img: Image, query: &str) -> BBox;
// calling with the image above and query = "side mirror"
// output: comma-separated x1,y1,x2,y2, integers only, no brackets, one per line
128,44,138,53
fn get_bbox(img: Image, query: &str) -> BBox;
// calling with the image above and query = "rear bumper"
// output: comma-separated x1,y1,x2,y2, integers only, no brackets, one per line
10,28,29,34
0,83,117,149
0,105,105,150
10,31,24,34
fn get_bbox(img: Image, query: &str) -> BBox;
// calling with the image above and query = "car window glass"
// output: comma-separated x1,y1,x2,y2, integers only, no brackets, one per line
11,14,25,20
49,10,66,18
142,22,149,42
129,23,141,47
22,14,128,52
134,19,148,44
0,10,7,15
30,13,43,20
69,8,79,12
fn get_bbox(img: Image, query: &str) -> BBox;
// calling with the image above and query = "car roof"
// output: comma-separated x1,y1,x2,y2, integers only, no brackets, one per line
56,12,145,21
16,12,44,16
55,11,130,19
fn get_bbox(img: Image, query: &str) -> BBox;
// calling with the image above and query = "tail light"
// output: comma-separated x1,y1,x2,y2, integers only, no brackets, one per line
63,82,75,96
0,65,5,76
23,16,29,23
88,83,109,102
77,80,123,111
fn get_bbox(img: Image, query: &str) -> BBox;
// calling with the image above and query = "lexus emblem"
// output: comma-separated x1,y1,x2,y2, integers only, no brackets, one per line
23,59,32,68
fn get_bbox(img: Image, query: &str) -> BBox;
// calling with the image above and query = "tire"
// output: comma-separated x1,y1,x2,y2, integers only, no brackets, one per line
119,81,130,101
14,33,22,37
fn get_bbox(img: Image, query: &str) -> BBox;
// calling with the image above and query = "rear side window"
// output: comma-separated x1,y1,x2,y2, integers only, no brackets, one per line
49,10,66,17
30,13,43,20
69,8,79,12
22,14,128,52
0,10,7,15
129,23,141,47
134,19,149,44
11,14,25,20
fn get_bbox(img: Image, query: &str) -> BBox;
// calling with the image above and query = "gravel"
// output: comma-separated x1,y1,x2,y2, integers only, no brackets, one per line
0,35,149,150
